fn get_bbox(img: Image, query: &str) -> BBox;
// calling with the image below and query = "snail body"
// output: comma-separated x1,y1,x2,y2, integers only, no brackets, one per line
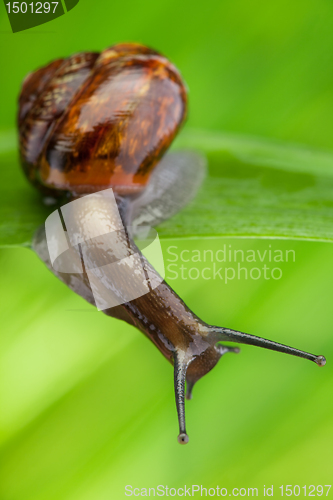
19,43,326,444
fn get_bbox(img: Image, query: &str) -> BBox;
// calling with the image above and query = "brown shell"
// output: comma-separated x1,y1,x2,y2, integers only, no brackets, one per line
18,43,187,196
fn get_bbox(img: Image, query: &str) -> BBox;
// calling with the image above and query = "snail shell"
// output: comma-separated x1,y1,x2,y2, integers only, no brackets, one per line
19,43,187,196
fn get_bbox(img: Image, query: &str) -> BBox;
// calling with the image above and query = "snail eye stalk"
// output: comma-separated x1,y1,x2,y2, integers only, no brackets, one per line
214,328,326,366
173,352,189,445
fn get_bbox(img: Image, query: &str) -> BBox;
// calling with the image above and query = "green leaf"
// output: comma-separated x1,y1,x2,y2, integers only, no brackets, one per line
165,129,333,241
2,127,333,247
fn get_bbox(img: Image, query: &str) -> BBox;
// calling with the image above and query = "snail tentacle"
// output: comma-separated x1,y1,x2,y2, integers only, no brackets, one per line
213,327,326,366
174,350,190,444
215,344,241,356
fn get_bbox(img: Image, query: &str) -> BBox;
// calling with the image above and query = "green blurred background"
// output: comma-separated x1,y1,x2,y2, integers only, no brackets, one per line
0,0,333,499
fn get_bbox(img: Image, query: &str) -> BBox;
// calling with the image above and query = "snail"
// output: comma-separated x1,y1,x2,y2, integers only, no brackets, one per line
18,43,326,445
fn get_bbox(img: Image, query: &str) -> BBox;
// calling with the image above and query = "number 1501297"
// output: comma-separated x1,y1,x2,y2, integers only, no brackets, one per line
280,485,331,497
5,2,59,14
